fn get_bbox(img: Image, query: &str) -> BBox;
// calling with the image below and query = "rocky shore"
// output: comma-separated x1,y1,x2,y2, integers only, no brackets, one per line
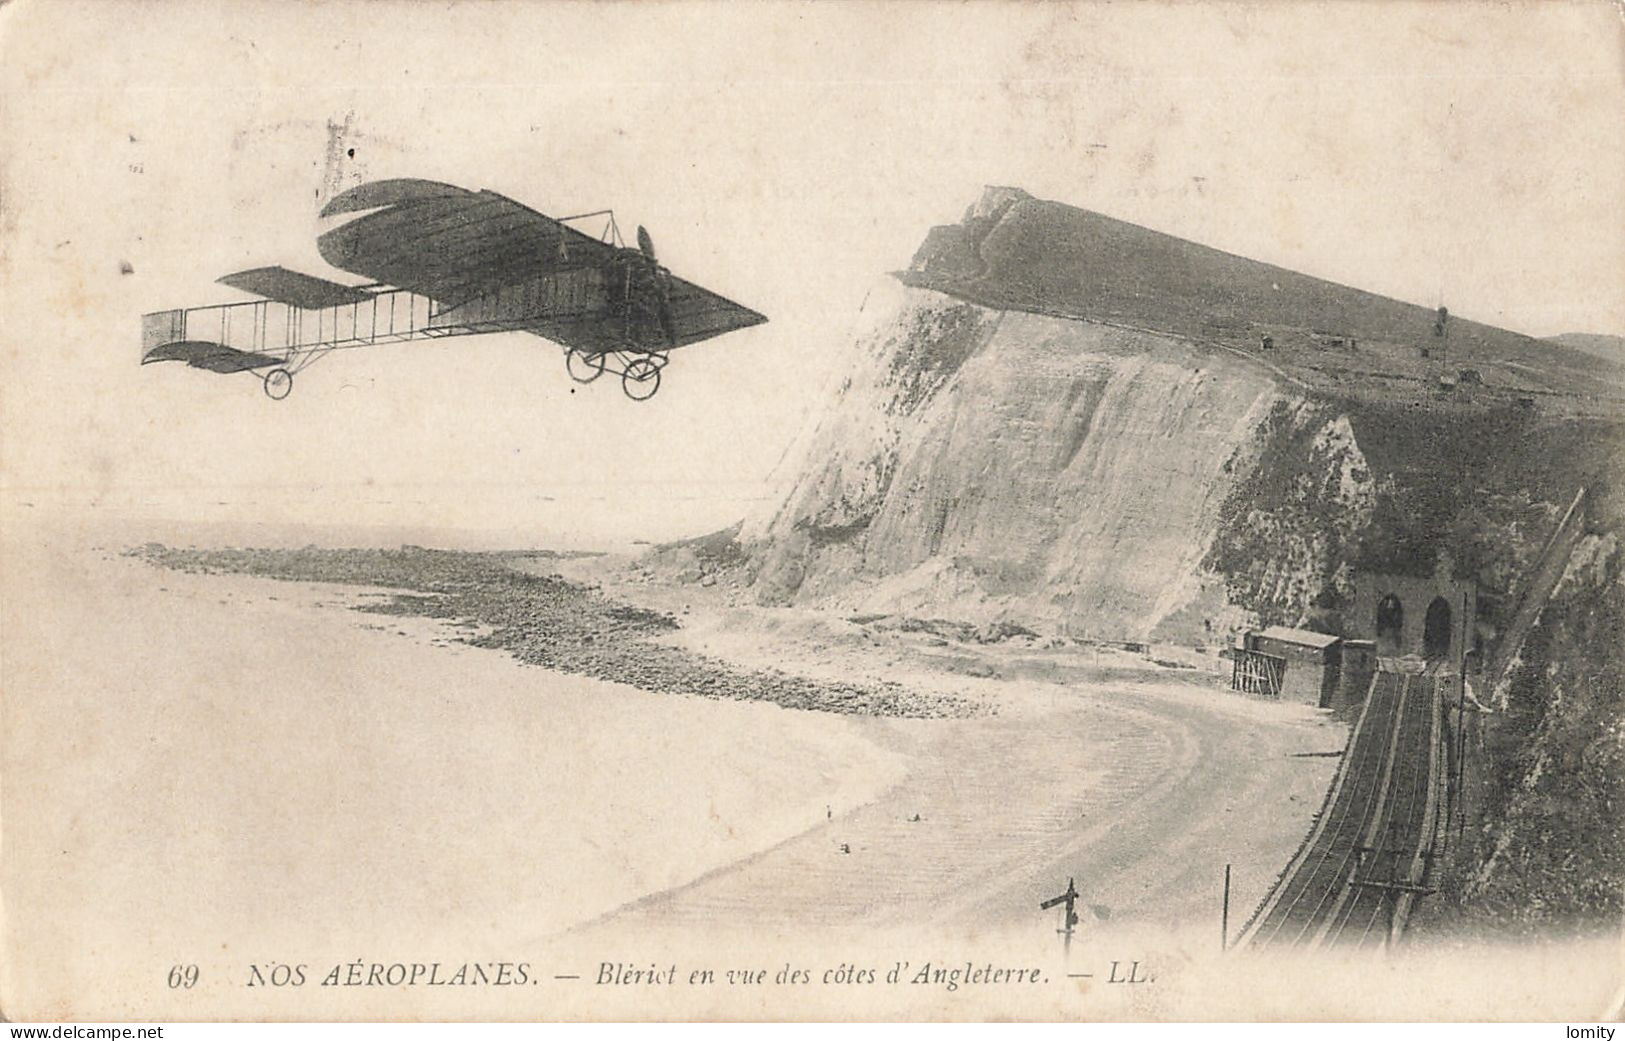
132,543,986,719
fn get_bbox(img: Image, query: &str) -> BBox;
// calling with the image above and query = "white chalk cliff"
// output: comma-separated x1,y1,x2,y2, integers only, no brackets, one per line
734,188,1617,646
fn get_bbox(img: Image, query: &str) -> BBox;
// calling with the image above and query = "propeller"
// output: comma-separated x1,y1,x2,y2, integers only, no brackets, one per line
635,225,677,348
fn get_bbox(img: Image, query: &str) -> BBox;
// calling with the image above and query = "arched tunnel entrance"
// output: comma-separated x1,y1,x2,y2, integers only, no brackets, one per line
1424,596,1453,662
1376,594,1404,655
1356,572,1476,669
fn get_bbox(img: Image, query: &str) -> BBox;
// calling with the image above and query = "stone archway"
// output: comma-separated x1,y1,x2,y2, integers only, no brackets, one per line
1376,593,1404,655
1424,596,1453,661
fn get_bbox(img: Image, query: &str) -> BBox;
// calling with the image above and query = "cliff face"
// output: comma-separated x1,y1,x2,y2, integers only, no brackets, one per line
743,277,1379,644
736,188,1622,649
1410,528,1625,938
1473,532,1625,929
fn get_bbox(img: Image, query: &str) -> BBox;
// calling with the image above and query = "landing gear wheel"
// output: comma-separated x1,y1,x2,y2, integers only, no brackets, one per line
621,357,661,401
262,367,293,400
565,348,606,383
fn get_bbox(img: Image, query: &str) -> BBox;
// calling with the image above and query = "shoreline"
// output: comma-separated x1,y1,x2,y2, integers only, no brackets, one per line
117,532,1346,943
128,542,988,721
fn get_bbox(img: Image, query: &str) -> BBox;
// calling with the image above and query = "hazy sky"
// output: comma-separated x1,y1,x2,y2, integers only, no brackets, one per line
2,0,1621,543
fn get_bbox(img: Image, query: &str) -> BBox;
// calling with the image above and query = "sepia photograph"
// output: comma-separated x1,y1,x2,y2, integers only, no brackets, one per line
1,0,1621,1025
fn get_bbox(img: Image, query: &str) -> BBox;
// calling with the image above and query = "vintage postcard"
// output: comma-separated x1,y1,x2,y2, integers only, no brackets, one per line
1,0,1621,1023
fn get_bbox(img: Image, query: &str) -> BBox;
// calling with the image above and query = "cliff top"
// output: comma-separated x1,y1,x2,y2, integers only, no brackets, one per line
900,189,1625,417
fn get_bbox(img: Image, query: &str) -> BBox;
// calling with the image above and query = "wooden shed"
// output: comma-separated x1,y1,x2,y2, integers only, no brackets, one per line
1245,626,1342,707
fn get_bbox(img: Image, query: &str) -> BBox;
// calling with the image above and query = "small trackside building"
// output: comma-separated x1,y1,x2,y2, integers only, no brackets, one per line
1336,638,1379,709
1245,626,1342,707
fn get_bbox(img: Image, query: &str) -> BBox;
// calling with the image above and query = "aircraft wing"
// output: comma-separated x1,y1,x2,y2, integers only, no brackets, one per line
217,265,373,309
316,178,619,306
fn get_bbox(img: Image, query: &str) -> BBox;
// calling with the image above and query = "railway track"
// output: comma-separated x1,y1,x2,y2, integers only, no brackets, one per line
1238,668,1444,952
1323,675,1441,948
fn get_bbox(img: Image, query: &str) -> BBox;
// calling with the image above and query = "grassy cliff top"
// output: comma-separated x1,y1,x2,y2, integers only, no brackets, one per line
901,189,1625,419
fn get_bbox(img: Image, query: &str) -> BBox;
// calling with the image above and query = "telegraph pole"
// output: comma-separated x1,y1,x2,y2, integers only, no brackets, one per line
1455,590,1471,844
1434,305,1450,375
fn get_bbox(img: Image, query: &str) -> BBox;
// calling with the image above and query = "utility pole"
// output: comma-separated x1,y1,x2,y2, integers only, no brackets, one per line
1455,589,1471,845
1455,700,1469,844
1221,864,1232,952
1434,305,1451,375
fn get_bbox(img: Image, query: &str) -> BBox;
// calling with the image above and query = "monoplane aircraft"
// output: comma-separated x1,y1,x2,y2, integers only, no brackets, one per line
140,179,767,401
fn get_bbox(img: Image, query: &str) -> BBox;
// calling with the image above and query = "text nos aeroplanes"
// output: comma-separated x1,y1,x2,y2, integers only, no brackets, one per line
140,179,767,401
